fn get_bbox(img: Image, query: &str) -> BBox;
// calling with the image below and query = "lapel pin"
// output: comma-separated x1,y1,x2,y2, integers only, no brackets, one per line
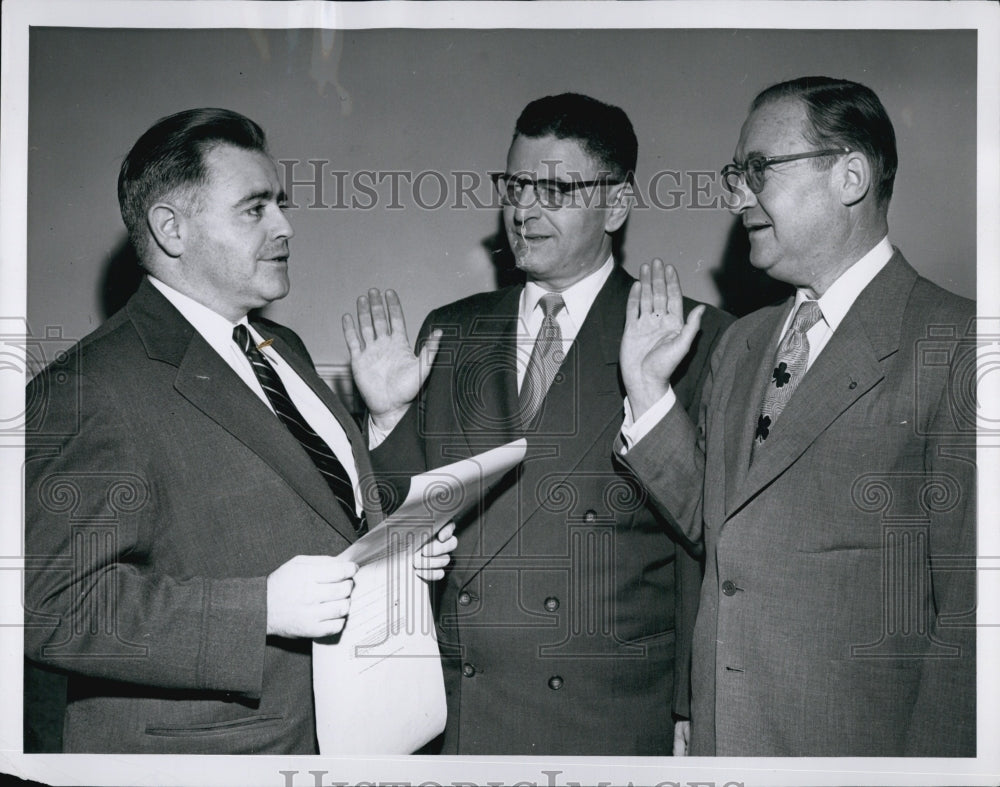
257,338,274,350
848,377,857,390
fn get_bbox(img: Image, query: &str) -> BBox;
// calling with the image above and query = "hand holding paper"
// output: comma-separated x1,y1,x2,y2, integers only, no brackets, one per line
413,521,457,581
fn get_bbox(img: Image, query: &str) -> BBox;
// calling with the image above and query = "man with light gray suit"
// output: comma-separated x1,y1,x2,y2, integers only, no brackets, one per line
618,77,976,756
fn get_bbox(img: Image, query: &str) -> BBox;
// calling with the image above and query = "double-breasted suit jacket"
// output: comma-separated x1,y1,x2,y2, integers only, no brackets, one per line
621,252,976,756
371,266,732,754
24,280,382,753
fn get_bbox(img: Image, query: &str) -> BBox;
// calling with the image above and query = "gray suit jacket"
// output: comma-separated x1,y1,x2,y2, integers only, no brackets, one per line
24,279,382,753
372,266,733,754
622,252,976,756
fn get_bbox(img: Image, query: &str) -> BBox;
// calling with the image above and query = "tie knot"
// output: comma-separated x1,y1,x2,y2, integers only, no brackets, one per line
791,300,822,334
538,293,565,321
233,324,253,353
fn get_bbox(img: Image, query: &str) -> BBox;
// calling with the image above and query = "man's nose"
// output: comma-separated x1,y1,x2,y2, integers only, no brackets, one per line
725,180,757,216
272,206,294,239
511,185,541,223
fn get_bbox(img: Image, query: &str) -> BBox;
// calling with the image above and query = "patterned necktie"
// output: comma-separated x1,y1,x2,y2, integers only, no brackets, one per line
518,293,566,428
752,300,823,461
233,324,365,533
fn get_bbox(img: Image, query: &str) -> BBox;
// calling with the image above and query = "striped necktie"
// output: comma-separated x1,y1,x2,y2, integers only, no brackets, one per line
233,324,365,533
518,293,565,428
751,299,823,463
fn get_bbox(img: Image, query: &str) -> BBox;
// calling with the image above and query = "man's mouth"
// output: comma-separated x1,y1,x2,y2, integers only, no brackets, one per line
744,221,772,234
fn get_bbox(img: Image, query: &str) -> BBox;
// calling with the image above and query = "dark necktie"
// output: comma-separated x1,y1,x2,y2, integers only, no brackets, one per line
518,293,566,428
752,300,823,462
233,324,365,533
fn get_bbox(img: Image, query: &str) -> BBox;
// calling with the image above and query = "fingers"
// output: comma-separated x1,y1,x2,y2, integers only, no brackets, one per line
664,262,684,318
342,314,362,355
678,304,705,349
626,280,641,322
368,287,389,337
417,329,443,383
355,293,375,343
639,260,653,315
651,258,668,314
635,259,672,318
384,289,408,337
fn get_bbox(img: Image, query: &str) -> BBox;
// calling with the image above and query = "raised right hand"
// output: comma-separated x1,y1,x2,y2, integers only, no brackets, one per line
265,555,358,638
343,288,442,433
620,259,704,419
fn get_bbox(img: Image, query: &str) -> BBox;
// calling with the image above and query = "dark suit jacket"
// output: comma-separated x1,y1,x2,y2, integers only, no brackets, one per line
371,266,732,754
622,252,976,756
24,279,382,753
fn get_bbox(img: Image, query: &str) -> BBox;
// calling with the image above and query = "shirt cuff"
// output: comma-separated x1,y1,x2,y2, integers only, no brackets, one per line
367,414,392,450
620,388,677,453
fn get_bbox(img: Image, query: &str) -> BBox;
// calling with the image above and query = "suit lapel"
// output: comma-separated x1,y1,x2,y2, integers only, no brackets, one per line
727,252,917,520
128,281,359,542
724,307,788,517
456,269,629,585
455,287,522,450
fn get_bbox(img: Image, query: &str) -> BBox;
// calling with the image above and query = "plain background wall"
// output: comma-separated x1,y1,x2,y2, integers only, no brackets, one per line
27,28,976,366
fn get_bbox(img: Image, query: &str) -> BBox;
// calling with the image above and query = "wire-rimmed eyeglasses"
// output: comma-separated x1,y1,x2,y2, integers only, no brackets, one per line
491,173,625,210
721,147,851,194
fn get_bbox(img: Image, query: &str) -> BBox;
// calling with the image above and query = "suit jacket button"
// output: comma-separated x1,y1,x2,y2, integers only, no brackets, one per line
722,580,737,596
462,662,477,678
583,510,597,523
458,591,472,606
547,676,564,691
544,596,559,612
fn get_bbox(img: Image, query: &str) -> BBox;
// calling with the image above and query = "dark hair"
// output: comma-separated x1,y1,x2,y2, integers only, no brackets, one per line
514,93,637,182
751,76,897,208
117,108,268,254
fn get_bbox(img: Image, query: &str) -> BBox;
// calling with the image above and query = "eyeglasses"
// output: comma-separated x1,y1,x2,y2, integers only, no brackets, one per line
491,173,624,210
721,147,851,194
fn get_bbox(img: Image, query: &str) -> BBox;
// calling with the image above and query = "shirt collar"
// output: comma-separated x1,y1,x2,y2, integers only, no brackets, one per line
795,236,893,331
147,275,251,349
521,256,615,325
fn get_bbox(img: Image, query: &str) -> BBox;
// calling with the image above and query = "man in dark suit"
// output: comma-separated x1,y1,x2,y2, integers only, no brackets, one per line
343,93,732,754
24,108,454,753
618,77,976,756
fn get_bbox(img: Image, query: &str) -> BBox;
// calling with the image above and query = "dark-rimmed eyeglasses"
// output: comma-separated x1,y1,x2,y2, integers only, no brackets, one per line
721,147,851,194
491,173,625,210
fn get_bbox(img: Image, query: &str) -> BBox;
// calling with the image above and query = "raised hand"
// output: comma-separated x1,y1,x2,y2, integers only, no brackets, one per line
620,259,704,419
343,288,442,432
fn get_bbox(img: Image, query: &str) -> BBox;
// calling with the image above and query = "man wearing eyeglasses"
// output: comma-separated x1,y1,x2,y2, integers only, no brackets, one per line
344,93,732,754
618,77,976,756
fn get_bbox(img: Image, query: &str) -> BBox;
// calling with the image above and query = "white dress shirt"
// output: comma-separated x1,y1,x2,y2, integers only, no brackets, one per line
620,236,894,452
516,257,615,391
368,257,616,448
148,275,362,514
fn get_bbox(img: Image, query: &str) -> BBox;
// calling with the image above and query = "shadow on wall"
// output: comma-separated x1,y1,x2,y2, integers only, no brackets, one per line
99,235,144,320
713,217,794,317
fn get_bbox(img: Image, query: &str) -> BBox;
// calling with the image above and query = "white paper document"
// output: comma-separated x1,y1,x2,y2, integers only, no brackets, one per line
313,438,527,754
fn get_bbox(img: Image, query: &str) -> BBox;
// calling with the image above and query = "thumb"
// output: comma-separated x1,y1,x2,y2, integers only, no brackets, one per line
676,305,705,352
417,329,442,383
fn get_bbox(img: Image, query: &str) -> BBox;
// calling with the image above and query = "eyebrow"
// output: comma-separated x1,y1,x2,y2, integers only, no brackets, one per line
235,188,287,207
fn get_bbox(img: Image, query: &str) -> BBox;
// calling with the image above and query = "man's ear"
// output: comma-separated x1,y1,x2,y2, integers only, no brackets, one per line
147,202,186,258
839,151,871,207
604,182,634,233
